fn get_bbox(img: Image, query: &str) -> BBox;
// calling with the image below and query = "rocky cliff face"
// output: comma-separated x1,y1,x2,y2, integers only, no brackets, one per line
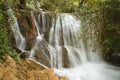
0,55,68,80
7,5,53,48
7,7,54,67
11,9,53,51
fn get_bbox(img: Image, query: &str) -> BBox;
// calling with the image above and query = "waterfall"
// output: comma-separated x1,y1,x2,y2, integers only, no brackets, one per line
50,14,120,80
49,13,88,68
8,9,120,80
30,12,52,68
7,9,26,52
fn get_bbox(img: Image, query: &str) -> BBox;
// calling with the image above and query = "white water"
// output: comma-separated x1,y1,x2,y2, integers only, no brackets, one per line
7,9,26,52
8,10,120,80
49,13,88,68
55,63,120,80
48,13,120,80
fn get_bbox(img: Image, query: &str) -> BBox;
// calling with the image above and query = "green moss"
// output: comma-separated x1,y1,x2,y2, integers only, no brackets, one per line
0,7,19,62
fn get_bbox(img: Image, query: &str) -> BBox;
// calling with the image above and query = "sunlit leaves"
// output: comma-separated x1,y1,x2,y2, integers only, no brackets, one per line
40,0,80,12
77,0,120,56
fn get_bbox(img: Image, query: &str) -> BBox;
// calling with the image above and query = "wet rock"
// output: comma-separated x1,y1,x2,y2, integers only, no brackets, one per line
20,51,30,58
12,46,22,53
104,53,120,66
62,47,70,68
111,53,120,65
34,40,51,67
17,11,37,39
25,38,36,51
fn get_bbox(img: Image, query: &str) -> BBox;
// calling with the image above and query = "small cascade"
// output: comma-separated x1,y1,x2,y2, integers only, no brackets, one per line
7,9,26,52
41,12,46,33
30,12,51,67
30,12,43,58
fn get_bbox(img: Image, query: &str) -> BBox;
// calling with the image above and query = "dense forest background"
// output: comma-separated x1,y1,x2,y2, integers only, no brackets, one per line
0,0,120,64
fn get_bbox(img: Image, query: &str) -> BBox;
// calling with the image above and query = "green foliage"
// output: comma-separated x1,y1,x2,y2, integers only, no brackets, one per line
0,6,18,62
100,0,120,54
0,0,79,12
0,0,14,5
40,0,79,12
26,0,41,9
76,0,120,56
75,0,102,52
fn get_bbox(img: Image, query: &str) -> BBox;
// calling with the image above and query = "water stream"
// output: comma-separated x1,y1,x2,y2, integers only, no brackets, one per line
7,9,26,52
8,9,120,80
48,13,120,80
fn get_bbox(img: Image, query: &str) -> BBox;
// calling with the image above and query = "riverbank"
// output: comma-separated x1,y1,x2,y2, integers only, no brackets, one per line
0,54,68,80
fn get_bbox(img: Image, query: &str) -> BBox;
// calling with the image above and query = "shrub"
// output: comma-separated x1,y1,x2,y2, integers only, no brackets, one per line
0,7,18,62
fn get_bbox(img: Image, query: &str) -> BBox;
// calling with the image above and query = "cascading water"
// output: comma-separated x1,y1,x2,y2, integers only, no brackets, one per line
49,13,88,68
7,9,26,52
8,9,120,80
30,12,43,58
51,14,120,80
30,13,120,80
